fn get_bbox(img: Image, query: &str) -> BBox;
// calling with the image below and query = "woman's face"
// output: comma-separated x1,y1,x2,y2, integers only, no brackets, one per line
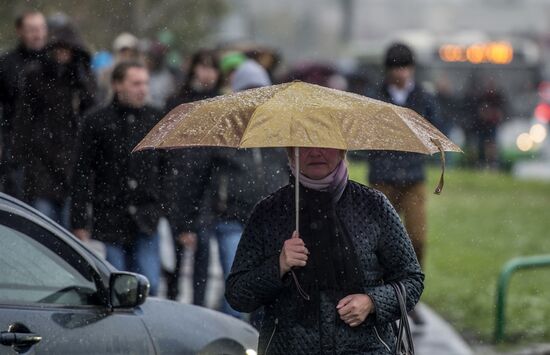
293,147,343,180
194,63,219,88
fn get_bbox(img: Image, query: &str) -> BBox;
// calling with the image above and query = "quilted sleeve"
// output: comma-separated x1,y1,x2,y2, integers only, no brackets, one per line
225,200,288,313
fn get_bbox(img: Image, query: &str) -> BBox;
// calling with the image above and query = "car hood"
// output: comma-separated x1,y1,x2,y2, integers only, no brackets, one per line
139,298,258,354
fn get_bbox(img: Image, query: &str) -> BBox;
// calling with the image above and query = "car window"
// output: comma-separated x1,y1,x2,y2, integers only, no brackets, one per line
0,211,101,306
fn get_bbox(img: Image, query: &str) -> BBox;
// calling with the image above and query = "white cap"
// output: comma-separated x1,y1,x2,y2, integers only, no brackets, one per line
113,32,138,52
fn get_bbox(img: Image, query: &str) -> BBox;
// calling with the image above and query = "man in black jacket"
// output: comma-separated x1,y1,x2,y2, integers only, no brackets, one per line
162,147,213,301
0,10,48,197
14,23,96,226
71,61,163,295
367,43,441,270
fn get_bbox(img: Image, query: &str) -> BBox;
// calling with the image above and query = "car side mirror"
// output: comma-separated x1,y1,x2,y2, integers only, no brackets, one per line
109,272,149,308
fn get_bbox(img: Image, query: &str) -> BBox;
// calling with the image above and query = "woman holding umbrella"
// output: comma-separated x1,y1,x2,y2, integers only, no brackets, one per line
134,80,460,354
225,146,424,354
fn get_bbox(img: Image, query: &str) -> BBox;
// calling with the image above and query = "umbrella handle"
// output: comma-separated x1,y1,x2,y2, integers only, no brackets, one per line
431,138,445,195
292,147,310,301
295,147,300,234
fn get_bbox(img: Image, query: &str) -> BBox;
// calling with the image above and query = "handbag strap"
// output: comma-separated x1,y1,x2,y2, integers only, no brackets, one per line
391,282,415,355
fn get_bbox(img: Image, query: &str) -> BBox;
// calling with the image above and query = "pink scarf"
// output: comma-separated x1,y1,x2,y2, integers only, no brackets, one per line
290,159,349,202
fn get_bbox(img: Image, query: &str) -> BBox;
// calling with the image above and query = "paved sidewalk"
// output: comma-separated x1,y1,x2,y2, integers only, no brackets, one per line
412,303,473,355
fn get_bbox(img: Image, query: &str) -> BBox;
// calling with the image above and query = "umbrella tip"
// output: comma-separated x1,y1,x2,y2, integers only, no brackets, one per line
131,144,143,153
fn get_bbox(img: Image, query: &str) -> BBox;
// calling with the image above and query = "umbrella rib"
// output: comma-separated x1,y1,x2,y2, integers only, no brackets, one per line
328,111,347,149
239,83,297,147
239,108,260,147
160,102,205,147
162,89,271,148
389,107,437,153
171,98,250,148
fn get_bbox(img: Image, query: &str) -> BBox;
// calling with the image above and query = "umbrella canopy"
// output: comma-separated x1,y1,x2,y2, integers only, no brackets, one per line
134,81,460,155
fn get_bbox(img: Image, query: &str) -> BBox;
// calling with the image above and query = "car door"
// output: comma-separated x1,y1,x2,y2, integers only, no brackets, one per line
0,209,156,355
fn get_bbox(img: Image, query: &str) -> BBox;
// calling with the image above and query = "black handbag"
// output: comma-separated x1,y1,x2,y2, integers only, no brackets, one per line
390,282,415,355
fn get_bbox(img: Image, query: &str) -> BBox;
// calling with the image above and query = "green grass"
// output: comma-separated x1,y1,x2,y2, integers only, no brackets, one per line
348,162,550,345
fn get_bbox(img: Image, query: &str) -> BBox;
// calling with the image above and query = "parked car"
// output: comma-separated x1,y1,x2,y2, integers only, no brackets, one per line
0,193,258,354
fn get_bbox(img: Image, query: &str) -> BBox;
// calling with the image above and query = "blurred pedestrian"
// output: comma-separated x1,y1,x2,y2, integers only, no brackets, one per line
230,59,271,92
144,41,178,109
91,51,114,75
346,71,370,96
474,81,506,169
71,61,164,296
434,74,463,167
162,147,213,301
225,147,424,354
96,32,141,105
0,10,48,198
218,51,247,93
163,49,222,303
13,23,96,226
206,59,288,318
243,47,280,82
434,74,459,138
288,62,336,87
165,49,221,110
365,44,439,323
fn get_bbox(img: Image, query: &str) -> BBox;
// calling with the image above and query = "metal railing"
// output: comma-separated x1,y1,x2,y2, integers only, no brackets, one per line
494,254,550,343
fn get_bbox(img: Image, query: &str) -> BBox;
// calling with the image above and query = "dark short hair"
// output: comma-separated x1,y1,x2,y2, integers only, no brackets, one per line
384,43,415,68
15,10,43,29
111,60,146,83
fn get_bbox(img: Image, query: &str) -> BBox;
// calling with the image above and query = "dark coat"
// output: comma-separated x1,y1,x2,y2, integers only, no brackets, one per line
12,33,96,203
226,181,424,354
0,44,45,146
367,84,441,185
0,44,45,195
162,147,214,236
70,99,163,244
162,87,220,235
199,148,290,228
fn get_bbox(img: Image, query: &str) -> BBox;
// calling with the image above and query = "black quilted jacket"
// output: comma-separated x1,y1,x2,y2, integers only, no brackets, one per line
226,180,424,354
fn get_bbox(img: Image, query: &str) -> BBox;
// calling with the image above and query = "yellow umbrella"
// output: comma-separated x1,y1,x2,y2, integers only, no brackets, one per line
134,81,461,230
135,81,459,153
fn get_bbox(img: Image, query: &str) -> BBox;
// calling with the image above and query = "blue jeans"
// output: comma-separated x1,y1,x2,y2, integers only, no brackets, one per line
32,198,70,228
213,221,243,318
105,232,161,296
